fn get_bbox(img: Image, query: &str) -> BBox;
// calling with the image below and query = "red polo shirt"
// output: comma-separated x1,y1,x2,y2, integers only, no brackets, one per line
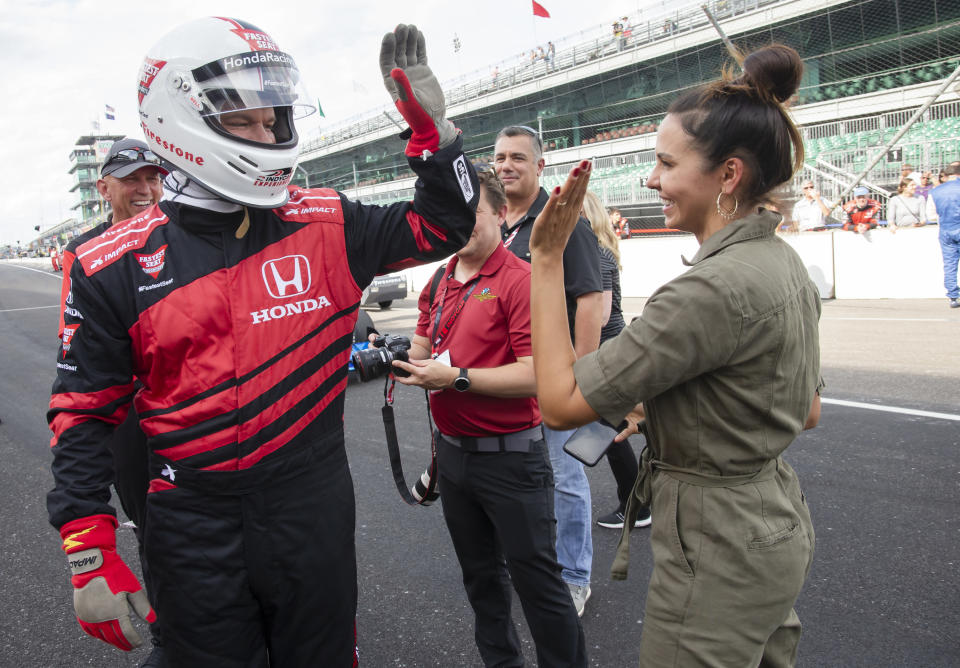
416,243,540,436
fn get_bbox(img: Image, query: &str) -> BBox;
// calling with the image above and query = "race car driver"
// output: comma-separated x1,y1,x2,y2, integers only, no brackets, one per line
47,17,477,667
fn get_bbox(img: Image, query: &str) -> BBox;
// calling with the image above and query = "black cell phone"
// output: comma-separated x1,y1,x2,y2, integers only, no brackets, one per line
562,420,625,467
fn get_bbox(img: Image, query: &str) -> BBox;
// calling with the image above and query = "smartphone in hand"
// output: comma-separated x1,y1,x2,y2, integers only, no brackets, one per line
563,420,626,467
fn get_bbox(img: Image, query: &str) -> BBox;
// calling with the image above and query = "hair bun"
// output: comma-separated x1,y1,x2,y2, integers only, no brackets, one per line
741,44,803,103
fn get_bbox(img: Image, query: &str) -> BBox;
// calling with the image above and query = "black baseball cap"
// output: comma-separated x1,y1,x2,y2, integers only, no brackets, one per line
100,138,169,178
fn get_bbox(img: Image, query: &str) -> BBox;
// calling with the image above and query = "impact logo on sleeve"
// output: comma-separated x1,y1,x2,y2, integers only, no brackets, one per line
135,245,168,279
62,325,79,358
453,155,475,203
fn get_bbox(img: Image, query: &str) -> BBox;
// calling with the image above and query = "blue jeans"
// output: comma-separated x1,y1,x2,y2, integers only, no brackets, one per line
941,227,960,300
544,426,593,586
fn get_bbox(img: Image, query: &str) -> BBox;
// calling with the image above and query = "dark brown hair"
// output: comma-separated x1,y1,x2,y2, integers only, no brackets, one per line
667,44,805,204
897,178,915,194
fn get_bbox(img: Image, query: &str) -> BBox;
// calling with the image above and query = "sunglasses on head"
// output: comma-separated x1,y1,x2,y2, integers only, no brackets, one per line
503,125,544,152
107,147,163,168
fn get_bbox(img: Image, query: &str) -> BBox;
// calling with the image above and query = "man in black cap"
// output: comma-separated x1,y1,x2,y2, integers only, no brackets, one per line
56,137,167,666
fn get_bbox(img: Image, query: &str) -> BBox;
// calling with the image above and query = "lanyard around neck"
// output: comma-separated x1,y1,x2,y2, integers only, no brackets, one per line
431,273,480,353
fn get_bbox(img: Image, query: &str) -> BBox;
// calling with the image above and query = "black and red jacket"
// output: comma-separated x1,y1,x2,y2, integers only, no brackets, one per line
48,140,478,529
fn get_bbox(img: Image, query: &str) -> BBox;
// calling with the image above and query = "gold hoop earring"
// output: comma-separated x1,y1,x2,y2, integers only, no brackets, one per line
716,191,739,220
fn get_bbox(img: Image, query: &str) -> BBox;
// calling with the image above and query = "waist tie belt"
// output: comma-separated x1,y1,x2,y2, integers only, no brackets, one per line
611,448,781,581
439,426,544,453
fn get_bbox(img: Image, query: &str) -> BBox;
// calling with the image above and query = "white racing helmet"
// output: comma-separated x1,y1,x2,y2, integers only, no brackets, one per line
138,17,315,208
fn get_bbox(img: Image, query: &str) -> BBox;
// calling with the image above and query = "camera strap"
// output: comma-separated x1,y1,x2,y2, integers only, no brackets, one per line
382,377,439,506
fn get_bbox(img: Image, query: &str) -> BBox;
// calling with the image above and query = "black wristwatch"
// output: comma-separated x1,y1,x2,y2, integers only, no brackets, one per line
453,368,471,392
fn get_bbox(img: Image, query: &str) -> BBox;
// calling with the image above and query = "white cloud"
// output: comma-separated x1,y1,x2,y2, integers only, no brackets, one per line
0,0,643,246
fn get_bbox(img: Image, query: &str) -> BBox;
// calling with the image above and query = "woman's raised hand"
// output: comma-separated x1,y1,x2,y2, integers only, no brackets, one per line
530,160,592,258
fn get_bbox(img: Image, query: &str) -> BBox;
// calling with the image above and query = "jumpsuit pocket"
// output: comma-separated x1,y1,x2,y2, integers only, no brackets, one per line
652,475,696,578
747,521,800,550
741,474,806,552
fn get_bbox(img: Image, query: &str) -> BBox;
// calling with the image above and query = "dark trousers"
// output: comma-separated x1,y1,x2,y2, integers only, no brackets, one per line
108,408,162,646
143,448,358,667
438,437,587,668
605,437,639,512
109,407,149,530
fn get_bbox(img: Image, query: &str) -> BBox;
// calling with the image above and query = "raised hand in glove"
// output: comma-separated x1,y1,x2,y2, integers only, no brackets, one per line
60,514,156,651
379,24,457,158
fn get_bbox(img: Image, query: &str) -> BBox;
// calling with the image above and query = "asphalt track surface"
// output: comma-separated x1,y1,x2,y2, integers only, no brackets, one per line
0,258,957,667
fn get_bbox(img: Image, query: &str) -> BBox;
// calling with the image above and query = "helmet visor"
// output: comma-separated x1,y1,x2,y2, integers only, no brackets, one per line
192,50,315,120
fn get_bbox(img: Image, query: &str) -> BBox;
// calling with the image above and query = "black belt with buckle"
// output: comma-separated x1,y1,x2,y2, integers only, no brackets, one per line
439,426,544,453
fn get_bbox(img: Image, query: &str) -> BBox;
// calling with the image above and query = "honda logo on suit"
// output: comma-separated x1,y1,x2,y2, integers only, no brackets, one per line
261,255,311,298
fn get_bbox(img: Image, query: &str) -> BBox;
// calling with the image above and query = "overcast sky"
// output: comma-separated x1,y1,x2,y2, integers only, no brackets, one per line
0,0,659,247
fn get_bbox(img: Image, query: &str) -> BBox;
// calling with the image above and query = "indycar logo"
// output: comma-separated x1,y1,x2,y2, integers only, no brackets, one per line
261,255,310,299
135,245,167,279
253,168,292,188
62,324,79,358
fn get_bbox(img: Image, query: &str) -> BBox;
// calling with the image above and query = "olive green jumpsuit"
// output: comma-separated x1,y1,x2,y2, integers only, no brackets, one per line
574,210,819,667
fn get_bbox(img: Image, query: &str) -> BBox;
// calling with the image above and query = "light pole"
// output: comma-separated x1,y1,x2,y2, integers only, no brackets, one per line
295,164,311,189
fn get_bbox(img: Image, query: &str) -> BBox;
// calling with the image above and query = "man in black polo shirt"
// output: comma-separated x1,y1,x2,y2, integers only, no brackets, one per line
494,125,602,616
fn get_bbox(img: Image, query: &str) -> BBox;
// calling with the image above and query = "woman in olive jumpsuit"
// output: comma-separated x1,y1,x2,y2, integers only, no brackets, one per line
527,44,820,667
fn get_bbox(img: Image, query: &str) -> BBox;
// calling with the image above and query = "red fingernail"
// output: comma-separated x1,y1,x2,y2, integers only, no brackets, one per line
581,160,589,169
554,186,561,195
572,168,580,177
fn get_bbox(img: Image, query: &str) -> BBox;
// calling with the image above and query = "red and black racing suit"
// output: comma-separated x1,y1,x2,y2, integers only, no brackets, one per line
59,216,152,536
48,139,478,666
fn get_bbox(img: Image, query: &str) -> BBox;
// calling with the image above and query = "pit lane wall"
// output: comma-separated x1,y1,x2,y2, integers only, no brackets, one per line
407,225,946,300
11,225,943,301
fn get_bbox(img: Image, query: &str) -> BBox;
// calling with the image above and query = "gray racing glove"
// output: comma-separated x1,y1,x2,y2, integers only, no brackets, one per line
379,24,457,158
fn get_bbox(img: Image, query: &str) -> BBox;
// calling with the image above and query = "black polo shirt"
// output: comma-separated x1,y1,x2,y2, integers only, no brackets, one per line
502,187,601,340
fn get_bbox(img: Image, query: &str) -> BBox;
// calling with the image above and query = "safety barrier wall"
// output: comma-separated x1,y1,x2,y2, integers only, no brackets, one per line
407,226,946,300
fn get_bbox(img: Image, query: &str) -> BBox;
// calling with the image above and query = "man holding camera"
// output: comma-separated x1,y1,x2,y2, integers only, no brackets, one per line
392,170,587,668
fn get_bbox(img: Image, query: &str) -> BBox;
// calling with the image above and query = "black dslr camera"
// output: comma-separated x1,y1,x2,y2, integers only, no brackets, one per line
351,334,411,382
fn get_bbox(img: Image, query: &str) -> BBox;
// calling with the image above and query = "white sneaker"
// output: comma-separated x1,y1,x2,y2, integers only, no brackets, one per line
567,582,591,617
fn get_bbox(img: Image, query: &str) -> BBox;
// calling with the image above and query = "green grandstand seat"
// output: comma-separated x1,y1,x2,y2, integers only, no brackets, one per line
843,81,864,96
897,71,917,86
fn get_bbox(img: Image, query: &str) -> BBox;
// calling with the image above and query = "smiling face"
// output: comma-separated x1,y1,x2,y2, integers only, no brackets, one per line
97,167,164,222
493,133,544,203
645,114,726,238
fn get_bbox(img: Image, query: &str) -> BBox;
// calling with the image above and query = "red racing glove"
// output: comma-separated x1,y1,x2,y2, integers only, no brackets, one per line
379,24,457,158
59,514,156,651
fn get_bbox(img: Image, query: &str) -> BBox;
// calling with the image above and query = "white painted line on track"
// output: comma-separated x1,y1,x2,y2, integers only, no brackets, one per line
823,317,953,322
0,305,59,313
822,397,960,421
0,264,61,279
